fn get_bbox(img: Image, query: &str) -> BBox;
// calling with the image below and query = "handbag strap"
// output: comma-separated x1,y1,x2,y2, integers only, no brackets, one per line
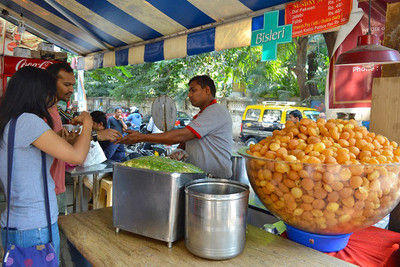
5,116,53,249
41,150,53,242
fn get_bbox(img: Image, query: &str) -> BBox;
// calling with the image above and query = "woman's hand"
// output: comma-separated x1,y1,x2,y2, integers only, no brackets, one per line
71,111,93,126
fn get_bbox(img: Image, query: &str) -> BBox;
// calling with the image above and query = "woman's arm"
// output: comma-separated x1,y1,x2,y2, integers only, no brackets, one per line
32,112,93,165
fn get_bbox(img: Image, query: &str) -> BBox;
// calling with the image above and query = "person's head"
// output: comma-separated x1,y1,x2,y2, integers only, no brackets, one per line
114,107,122,119
130,106,139,113
90,111,107,131
318,112,326,119
188,75,216,108
46,62,75,102
0,66,56,140
288,110,302,123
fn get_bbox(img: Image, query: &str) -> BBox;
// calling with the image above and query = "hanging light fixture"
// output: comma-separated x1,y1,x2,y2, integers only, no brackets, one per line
335,0,400,65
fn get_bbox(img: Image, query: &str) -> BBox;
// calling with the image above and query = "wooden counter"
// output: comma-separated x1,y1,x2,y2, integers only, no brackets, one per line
58,208,353,266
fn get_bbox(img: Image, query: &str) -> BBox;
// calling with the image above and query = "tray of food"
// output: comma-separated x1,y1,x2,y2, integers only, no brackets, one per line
113,156,205,247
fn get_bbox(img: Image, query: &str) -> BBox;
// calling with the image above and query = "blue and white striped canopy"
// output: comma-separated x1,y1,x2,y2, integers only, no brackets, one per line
0,0,292,69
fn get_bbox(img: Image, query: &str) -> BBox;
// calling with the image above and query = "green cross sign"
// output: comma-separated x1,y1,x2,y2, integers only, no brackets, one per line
251,11,292,61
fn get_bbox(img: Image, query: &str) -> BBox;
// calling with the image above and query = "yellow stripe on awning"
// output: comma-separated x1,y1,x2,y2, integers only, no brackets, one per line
164,35,187,60
188,0,251,21
215,18,252,51
54,0,142,45
103,51,116,68
84,56,94,70
128,46,145,65
107,0,187,36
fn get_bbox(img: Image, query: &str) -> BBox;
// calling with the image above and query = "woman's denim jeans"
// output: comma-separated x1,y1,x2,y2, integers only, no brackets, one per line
1,222,60,260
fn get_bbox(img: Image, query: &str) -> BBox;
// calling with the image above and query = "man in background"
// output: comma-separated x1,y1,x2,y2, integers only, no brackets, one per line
46,63,122,214
288,110,302,123
126,107,142,131
91,111,125,162
46,63,76,214
108,107,127,134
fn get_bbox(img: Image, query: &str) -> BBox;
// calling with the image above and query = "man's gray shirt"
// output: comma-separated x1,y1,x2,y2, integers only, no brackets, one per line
185,102,232,178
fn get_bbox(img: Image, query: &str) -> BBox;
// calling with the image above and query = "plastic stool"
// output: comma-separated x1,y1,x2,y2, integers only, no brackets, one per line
99,178,113,208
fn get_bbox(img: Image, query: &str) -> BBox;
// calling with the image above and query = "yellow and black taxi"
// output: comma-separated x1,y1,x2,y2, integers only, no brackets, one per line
240,101,320,146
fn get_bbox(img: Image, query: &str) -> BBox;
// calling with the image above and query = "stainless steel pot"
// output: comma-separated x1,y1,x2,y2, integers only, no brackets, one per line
230,154,249,184
185,179,249,260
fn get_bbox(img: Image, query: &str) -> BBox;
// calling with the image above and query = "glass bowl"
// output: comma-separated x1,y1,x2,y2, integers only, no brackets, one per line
239,148,400,235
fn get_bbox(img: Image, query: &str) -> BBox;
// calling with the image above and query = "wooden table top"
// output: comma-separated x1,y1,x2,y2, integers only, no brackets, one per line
58,208,353,267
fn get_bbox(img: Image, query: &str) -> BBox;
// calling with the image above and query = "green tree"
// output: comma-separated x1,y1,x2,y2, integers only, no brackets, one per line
83,34,329,102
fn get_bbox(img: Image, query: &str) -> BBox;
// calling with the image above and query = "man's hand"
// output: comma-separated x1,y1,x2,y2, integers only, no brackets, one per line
119,117,128,130
115,130,142,144
97,129,122,142
169,149,189,161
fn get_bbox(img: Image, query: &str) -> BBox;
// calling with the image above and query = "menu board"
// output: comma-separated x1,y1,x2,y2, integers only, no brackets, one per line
285,0,352,37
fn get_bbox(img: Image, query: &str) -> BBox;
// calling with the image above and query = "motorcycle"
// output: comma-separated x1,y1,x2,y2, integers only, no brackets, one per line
124,123,168,160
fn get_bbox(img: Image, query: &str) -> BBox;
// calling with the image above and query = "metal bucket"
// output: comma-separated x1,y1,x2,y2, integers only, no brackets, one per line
230,154,249,184
185,179,249,260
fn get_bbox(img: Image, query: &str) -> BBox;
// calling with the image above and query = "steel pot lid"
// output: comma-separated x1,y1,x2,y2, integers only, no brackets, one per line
151,96,177,131
185,178,249,201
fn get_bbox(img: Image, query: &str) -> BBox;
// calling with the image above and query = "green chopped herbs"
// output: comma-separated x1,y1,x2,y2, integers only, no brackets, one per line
121,156,204,173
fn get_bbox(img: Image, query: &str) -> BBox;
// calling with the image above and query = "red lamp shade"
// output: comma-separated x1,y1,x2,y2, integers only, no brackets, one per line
335,34,400,65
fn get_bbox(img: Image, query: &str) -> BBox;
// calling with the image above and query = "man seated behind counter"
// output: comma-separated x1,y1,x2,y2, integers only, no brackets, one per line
117,75,233,178
91,111,125,162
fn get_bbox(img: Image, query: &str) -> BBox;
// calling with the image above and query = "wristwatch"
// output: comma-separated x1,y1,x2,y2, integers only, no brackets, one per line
91,130,98,142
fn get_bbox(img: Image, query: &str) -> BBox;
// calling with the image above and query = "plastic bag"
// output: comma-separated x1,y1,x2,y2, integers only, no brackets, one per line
82,141,107,167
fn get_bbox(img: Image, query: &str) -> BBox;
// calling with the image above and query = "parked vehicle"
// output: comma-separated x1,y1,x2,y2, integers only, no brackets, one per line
239,101,320,146
139,111,191,131
175,111,191,129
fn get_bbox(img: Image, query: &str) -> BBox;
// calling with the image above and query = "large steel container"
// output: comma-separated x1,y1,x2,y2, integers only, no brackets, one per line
113,164,205,247
185,179,249,260
230,154,248,184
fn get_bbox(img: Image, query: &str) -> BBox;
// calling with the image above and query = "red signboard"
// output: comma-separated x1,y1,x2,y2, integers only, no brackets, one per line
285,0,352,37
1,56,60,96
330,64,382,108
328,0,387,109
2,56,57,75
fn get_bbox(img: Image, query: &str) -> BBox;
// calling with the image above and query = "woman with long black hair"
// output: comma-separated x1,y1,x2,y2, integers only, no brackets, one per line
0,66,93,259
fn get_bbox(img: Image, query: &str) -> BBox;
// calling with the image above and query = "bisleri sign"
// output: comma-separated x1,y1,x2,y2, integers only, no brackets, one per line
251,11,293,61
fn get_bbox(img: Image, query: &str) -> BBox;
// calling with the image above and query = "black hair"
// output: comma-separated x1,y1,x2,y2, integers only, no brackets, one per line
188,75,216,97
0,66,56,141
289,110,302,120
46,62,73,79
90,111,107,128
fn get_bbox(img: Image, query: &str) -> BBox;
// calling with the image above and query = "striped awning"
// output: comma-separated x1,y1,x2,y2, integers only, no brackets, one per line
0,0,292,69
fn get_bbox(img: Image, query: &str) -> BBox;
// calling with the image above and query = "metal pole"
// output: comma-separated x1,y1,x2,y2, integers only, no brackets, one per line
368,0,372,35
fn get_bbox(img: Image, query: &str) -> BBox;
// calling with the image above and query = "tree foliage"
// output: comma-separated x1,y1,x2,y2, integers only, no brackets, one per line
84,34,329,102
